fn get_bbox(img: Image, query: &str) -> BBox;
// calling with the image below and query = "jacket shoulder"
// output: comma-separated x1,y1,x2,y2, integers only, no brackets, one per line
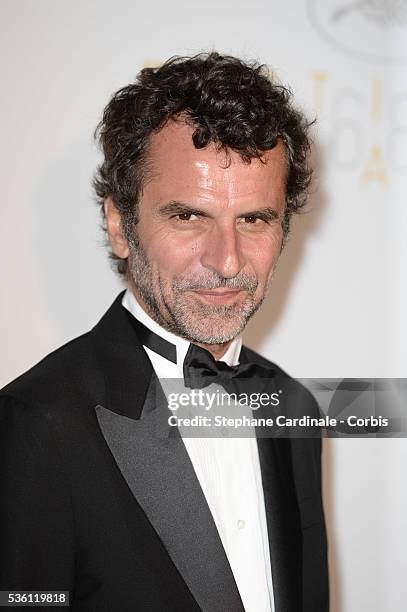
0,331,102,410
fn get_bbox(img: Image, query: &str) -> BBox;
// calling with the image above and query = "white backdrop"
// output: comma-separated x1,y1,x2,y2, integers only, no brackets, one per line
1,1,406,610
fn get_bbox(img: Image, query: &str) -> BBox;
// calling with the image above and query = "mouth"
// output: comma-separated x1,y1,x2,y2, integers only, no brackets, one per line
192,288,244,304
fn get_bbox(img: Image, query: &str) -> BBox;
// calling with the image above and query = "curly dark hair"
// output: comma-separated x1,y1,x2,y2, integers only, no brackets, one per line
93,51,313,275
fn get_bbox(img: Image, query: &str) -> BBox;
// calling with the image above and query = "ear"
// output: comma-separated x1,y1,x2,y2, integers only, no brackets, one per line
104,197,130,259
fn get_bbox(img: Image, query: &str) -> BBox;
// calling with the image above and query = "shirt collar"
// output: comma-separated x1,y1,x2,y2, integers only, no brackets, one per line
121,288,242,369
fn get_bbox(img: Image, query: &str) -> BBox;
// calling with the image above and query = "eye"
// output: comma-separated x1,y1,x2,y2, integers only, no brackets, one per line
174,212,199,222
243,215,263,224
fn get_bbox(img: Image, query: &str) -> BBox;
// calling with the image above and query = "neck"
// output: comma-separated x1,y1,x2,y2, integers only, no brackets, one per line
128,283,234,361
194,340,232,360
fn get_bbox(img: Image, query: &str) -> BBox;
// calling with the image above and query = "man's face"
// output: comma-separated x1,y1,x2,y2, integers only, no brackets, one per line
125,119,287,345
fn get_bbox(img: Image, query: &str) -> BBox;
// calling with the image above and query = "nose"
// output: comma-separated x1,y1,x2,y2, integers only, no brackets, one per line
200,222,245,278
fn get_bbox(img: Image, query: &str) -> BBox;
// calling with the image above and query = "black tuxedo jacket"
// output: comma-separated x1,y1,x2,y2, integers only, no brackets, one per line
0,292,328,611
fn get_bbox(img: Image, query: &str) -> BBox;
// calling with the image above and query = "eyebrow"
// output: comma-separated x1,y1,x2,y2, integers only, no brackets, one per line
156,201,211,218
156,200,281,221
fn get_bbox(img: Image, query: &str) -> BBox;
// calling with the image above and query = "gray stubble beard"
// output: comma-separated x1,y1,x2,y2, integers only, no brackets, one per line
127,235,273,344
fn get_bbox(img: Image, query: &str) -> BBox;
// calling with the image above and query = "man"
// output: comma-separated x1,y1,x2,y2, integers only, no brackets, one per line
0,53,328,611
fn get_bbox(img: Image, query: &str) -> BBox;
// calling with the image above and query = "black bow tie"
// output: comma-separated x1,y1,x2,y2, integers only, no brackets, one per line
183,343,274,395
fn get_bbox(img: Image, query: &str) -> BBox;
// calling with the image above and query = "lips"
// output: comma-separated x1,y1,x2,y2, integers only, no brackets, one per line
192,289,243,302
196,289,241,294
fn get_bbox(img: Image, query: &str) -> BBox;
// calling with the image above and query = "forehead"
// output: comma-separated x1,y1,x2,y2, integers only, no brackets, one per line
143,119,287,201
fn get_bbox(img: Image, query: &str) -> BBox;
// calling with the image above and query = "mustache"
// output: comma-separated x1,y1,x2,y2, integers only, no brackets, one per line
173,272,258,292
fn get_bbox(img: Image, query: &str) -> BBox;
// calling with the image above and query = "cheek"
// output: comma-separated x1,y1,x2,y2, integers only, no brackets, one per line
150,234,200,277
244,233,282,278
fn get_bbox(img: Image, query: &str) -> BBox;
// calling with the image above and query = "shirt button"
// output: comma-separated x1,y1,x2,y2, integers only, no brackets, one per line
237,519,246,530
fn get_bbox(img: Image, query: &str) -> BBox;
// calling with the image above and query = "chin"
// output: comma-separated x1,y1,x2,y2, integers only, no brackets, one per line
164,292,260,343
181,316,245,345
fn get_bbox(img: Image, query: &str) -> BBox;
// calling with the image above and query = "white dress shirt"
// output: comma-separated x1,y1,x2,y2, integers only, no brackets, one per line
122,289,275,612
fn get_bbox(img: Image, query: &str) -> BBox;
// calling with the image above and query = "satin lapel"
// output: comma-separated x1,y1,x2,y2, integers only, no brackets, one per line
90,292,154,420
240,345,303,612
94,363,244,611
